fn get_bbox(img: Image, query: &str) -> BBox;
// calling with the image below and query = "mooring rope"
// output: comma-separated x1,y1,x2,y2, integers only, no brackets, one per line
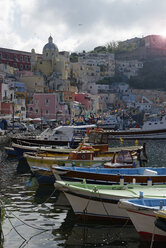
150,221,156,248
0,186,57,234
81,187,130,245
0,200,27,242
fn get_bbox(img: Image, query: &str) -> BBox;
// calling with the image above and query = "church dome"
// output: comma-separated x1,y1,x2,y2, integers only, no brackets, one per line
43,36,58,53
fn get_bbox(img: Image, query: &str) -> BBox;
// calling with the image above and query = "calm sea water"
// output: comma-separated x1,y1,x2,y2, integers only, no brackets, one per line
0,140,166,248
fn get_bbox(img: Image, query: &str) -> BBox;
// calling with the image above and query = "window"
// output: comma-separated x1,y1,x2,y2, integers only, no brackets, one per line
45,109,49,114
35,100,39,105
0,53,2,59
20,64,23,70
6,53,10,59
46,53,48,57
14,54,17,61
25,56,28,62
4,90,7,98
45,99,50,105
35,109,38,113
14,63,17,68
30,107,33,111
20,56,23,61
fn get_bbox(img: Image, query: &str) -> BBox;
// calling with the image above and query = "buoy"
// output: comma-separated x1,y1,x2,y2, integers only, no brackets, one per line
83,178,86,184
147,177,152,186
132,178,136,184
135,139,138,146
120,176,124,185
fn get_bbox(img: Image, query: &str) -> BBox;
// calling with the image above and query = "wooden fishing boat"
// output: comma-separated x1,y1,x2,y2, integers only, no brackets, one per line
24,143,146,184
54,181,166,221
52,166,166,184
90,115,166,140
25,146,140,175
29,157,136,186
11,142,72,157
9,139,144,159
11,141,109,158
24,150,114,171
11,125,96,148
119,198,166,241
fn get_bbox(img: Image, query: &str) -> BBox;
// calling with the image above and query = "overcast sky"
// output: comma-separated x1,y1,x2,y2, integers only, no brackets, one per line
1,0,166,54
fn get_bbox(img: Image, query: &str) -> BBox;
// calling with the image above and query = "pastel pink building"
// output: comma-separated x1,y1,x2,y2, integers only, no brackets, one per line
27,93,69,121
0,83,13,115
75,93,92,111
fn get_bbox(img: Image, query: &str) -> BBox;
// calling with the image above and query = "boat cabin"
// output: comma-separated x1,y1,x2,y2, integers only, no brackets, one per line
88,129,109,144
38,125,96,142
68,150,94,160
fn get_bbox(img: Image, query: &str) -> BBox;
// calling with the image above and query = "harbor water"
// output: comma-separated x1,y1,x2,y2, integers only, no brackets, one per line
0,140,166,248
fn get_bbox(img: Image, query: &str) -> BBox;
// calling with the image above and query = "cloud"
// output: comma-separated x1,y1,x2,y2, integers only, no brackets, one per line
1,0,166,53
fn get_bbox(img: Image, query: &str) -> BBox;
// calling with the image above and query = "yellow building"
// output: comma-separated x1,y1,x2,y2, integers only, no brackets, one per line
31,36,69,79
20,74,45,93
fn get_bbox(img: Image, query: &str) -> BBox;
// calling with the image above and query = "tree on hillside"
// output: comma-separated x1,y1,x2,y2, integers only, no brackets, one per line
106,41,119,53
70,53,78,62
93,46,107,53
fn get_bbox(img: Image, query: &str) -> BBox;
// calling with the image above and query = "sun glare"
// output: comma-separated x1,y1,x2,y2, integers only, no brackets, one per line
160,32,166,38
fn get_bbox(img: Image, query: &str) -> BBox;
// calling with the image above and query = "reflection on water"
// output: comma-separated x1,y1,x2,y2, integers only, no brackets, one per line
0,140,166,247
58,216,140,248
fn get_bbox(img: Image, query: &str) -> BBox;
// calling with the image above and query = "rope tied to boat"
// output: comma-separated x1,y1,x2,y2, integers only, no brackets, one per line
150,221,156,248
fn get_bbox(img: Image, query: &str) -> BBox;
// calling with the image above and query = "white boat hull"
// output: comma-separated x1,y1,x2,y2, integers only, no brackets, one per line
64,191,128,220
55,182,166,222
126,209,166,241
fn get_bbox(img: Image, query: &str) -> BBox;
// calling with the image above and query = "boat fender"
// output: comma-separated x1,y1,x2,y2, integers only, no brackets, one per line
139,191,143,198
147,177,152,186
120,176,124,185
